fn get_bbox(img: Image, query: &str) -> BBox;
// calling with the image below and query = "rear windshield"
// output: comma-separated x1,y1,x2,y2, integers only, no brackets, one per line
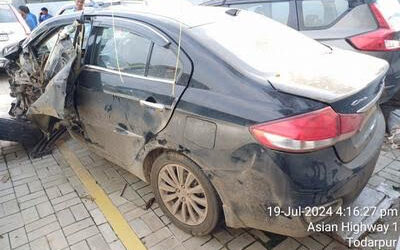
193,10,330,75
375,0,400,30
0,6,17,23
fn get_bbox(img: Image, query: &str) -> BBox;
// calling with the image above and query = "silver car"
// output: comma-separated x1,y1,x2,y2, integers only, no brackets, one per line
0,3,29,68
202,0,400,103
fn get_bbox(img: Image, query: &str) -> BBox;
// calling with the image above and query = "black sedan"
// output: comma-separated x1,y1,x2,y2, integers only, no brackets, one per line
3,4,388,237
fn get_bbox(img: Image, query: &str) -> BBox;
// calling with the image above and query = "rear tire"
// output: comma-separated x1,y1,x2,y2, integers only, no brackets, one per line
150,152,221,236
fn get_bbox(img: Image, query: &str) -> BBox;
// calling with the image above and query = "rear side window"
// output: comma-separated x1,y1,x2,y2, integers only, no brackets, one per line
0,5,17,23
375,0,400,30
230,1,296,28
148,45,181,81
299,0,349,29
94,27,151,75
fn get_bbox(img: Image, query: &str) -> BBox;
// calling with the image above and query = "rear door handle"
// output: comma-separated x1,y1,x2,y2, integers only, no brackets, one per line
139,100,165,111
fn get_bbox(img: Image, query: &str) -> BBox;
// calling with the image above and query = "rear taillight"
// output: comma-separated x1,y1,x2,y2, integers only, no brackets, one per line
349,3,400,51
250,107,365,152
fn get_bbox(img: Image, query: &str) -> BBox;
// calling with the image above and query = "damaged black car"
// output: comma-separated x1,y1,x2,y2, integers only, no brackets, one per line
0,4,390,237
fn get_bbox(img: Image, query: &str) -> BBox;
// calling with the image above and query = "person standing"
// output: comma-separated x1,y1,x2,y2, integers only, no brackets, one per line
74,0,85,11
38,7,52,23
18,6,38,31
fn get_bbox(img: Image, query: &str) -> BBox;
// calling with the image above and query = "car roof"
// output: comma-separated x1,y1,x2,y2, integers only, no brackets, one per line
100,3,228,28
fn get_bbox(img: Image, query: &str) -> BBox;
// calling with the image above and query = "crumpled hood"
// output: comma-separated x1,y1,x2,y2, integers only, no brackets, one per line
267,48,389,103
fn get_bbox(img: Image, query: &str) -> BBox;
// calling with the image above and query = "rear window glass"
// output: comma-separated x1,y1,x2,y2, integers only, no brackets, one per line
193,10,329,75
230,1,293,28
376,0,400,30
299,0,349,28
0,6,17,23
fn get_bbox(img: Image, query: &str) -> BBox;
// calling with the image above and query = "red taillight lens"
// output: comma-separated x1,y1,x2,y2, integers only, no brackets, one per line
349,3,400,51
250,107,365,152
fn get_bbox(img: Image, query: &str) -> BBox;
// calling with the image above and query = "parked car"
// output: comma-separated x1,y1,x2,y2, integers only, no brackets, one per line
3,5,388,237
0,2,29,68
202,0,400,103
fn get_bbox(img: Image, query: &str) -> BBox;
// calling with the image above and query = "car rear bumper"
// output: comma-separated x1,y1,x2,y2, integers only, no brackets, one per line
213,108,384,237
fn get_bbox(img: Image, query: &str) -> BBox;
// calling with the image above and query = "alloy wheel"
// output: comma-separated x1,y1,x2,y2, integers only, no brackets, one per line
158,163,208,225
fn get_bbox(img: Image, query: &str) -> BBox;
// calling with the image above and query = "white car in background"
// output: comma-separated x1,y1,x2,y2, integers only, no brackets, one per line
0,3,29,68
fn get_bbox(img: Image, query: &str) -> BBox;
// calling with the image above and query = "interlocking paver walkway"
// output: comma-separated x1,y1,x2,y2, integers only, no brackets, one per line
0,138,350,250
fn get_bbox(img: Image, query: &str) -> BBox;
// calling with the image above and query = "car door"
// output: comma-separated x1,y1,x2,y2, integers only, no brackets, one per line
75,16,192,171
225,0,298,29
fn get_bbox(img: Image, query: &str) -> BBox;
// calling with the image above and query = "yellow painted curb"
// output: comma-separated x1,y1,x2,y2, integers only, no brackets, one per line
58,140,147,250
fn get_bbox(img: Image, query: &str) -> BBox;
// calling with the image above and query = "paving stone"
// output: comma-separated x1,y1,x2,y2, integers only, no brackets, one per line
131,181,148,191
129,218,152,238
14,243,30,250
149,235,180,250
56,208,76,227
58,183,74,195
160,215,170,225
53,198,82,212
45,186,62,200
30,236,50,250
168,223,192,242
143,227,172,248
153,207,164,217
27,221,60,241
90,208,107,225
141,211,164,232
324,240,350,250
368,175,386,187
182,235,212,249
0,232,10,250
25,214,57,232
99,223,117,243
66,225,99,245
0,193,15,203
245,241,268,250
311,233,333,246
226,228,245,237
109,191,128,206
51,192,78,205
213,227,234,245
21,207,39,224
87,234,111,250
28,180,43,193
14,184,29,198
0,213,24,234
199,238,223,250
70,240,90,250
119,202,140,214
81,197,97,211
124,207,148,221
227,233,255,250
296,236,324,250
47,229,68,250
9,227,28,248
63,217,94,236
248,229,270,244
70,203,89,221
3,199,19,215
36,201,54,218
272,238,300,250
0,187,14,198
109,240,126,250
13,176,38,188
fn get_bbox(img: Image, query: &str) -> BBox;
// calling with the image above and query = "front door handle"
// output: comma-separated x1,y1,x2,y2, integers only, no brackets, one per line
139,100,165,111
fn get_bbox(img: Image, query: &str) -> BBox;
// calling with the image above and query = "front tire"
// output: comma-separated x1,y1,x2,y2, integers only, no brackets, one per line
150,152,221,236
